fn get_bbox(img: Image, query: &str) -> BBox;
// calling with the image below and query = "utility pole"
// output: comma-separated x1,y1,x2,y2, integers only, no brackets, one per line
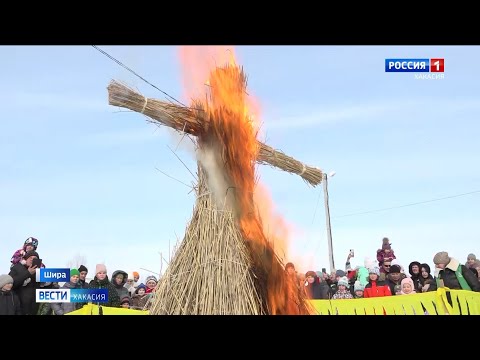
159,252,163,277
323,172,335,273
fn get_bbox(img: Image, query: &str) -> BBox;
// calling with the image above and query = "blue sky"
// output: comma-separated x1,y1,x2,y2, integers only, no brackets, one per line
1,45,479,282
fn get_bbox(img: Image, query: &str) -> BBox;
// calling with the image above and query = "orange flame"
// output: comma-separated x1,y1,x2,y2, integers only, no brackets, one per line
253,183,291,259
178,46,308,315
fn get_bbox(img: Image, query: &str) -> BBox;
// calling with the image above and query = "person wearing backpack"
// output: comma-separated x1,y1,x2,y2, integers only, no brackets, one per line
433,251,480,292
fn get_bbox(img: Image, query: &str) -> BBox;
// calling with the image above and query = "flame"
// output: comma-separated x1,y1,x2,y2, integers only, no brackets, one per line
178,46,310,315
179,46,239,103
253,183,291,259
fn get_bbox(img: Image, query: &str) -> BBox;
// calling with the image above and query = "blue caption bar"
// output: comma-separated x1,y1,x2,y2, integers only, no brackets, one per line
70,288,109,303
39,268,70,282
385,58,430,72
35,288,109,303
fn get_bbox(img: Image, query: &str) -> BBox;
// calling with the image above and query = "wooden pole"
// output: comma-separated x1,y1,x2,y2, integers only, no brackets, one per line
323,173,335,273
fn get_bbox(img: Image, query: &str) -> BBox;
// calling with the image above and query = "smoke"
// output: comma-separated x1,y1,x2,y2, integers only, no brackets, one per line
164,127,197,158
196,145,236,211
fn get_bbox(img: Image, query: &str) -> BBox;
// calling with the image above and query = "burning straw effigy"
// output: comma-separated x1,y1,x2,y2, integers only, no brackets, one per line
107,80,323,187
146,166,265,314
107,63,319,315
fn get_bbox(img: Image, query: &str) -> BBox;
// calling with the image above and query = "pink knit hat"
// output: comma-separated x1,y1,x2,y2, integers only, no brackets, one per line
96,264,107,274
401,277,416,294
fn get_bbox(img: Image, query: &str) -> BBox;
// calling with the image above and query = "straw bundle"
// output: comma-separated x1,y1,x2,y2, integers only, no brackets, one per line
107,80,323,187
149,166,265,315
107,68,315,315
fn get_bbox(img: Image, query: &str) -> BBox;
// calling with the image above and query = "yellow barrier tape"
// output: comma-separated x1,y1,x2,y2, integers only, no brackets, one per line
63,289,479,315
66,303,149,315
309,289,480,315
467,291,480,314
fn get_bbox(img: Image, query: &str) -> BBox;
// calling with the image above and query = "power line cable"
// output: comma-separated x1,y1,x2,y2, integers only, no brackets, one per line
333,189,480,219
92,45,188,107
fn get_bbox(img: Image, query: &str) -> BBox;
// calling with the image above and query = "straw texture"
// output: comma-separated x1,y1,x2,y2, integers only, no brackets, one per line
107,80,323,187
148,166,265,315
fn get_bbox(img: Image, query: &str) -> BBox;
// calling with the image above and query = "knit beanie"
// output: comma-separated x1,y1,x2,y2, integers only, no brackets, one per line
368,266,380,276
467,253,476,261
401,277,416,293
389,265,401,274
337,276,349,287
335,270,346,277
0,274,14,289
433,252,451,266
145,275,157,284
70,269,80,277
78,265,88,273
135,283,146,294
354,280,364,292
120,296,131,305
24,237,39,250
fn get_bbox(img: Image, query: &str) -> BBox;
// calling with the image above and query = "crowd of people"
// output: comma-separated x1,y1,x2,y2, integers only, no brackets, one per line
0,237,158,315
288,237,480,304
1,236,479,315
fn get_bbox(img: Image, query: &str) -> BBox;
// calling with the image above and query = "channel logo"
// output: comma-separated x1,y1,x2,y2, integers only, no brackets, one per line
385,58,444,73
36,288,108,303
36,268,70,282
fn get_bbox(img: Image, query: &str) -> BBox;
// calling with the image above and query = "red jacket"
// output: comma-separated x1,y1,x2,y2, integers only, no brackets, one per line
363,280,392,298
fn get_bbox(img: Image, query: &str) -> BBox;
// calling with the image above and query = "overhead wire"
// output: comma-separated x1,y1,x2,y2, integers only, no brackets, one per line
333,189,480,219
92,45,187,107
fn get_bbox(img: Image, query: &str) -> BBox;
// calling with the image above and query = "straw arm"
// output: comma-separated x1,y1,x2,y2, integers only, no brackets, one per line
257,143,323,187
107,80,323,186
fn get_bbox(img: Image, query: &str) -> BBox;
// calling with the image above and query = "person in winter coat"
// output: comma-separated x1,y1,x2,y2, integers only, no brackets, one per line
8,250,41,315
78,265,89,289
408,261,423,293
88,264,121,307
120,296,132,309
131,284,150,310
51,269,82,315
111,270,130,300
304,271,332,300
353,281,364,298
472,260,480,280
124,272,140,297
391,259,406,275
36,282,60,315
385,265,406,295
433,252,480,292
0,274,22,315
284,262,303,315
376,237,396,272
400,277,416,295
363,266,392,298
10,237,39,269
332,276,353,299
133,271,140,283
419,263,437,293
145,275,158,294
465,254,477,269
